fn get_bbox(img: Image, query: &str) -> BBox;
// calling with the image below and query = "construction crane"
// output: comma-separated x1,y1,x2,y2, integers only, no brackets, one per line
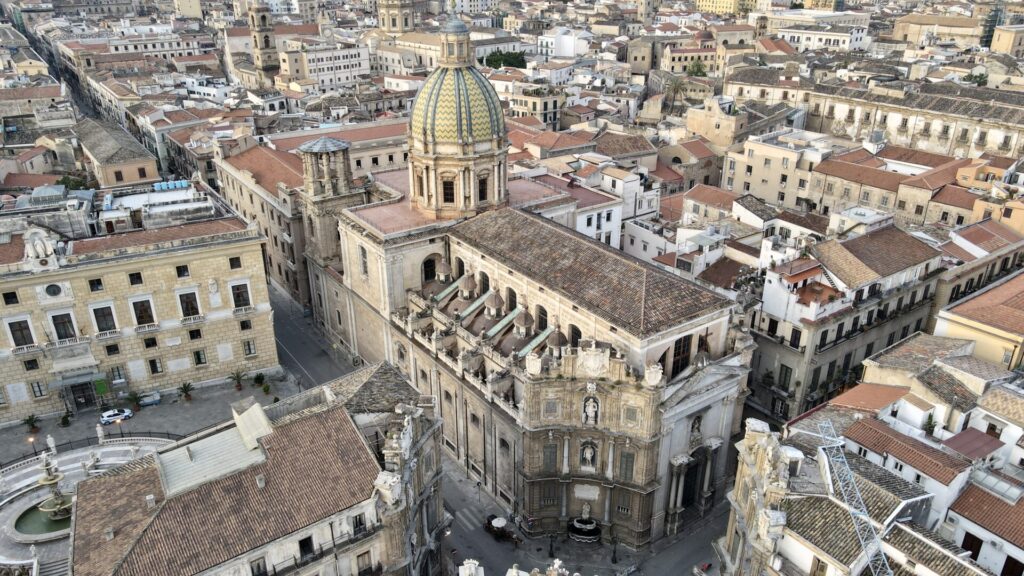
818,420,894,576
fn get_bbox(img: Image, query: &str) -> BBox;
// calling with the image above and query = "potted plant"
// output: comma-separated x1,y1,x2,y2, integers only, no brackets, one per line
23,414,40,434
262,383,271,395
178,382,194,401
254,372,265,387
59,412,71,428
230,370,244,391
126,392,142,411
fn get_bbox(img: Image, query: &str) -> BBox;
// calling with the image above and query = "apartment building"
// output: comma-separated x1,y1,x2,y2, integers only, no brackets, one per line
992,24,1024,57
506,87,565,130
777,24,869,52
892,14,983,49
935,270,1024,370
77,119,161,189
723,128,856,211
0,217,278,425
277,37,371,93
71,363,443,576
748,211,942,423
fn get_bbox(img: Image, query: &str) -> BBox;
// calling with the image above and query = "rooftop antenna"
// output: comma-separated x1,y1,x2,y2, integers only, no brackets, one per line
818,420,894,576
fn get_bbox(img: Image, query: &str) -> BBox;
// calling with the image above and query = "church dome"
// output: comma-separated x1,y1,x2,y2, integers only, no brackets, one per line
409,65,505,145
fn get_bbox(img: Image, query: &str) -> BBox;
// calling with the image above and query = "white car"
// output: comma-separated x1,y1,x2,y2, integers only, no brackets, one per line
99,408,133,425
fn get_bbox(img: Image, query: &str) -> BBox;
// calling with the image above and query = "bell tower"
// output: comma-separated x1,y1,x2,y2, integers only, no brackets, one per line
297,137,359,265
249,2,279,87
378,0,416,35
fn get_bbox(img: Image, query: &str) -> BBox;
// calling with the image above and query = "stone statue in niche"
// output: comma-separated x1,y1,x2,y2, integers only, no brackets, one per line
581,502,591,520
581,445,595,467
583,396,599,425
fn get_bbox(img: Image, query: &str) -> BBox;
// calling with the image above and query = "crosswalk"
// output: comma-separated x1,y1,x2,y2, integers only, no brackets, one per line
454,506,486,533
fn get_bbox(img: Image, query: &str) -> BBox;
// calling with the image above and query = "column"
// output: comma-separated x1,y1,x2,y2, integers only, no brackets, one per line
604,487,612,523
605,442,614,480
675,465,686,509
562,436,570,475
561,483,568,518
667,467,679,512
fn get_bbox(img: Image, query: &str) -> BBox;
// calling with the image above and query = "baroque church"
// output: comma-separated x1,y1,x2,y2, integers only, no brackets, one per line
293,15,755,547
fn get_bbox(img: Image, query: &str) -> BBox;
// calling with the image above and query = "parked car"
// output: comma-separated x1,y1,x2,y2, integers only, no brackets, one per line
99,408,133,425
138,391,161,407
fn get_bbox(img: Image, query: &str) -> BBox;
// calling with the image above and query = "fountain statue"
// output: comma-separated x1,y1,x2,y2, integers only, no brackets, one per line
35,453,71,520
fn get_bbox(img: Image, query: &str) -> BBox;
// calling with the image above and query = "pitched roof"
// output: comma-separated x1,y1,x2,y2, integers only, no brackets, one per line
814,159,908,192
76,118,155,165
902,159,972,191
812,225,939,287
449,208,732,337
777,209,828,235
956,219,1024,253
844,418,970,485
781,496,862,565
225,145,304,193
591,132,656,158
883,522,991,576
977,385,1024,429
682,184,738,211
942,427,1005,460
830,383,909,412
947,271,1024,337
696,256,747,290
931,184,978,211
72,400,381,576
951,484,1024,550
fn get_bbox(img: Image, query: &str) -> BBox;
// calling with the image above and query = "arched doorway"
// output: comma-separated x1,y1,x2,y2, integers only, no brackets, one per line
681,447,709,509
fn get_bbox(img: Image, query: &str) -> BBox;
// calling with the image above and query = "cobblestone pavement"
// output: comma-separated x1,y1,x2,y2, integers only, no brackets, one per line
441,457,728,576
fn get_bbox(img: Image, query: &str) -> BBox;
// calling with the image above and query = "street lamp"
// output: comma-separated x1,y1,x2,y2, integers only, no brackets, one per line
611,536,619,564
115,418,124,438
548,533,555,558
28,436,37,457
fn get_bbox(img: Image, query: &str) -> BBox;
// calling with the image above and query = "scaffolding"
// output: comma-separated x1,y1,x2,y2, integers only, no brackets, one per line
818,420,893,576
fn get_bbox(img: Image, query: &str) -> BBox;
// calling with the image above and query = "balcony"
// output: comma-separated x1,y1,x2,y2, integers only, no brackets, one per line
267,526,380,576
135,323,160,333
95,329,121,340
233,305,255,316
47,336,91,349
12,344,40,355
181,315,205,325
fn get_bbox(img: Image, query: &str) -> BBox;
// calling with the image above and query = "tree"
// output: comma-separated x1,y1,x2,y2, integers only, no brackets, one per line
686,59,707,77
484,50,527,69
56,175,88,190
664,76,686,114
962,73,988,87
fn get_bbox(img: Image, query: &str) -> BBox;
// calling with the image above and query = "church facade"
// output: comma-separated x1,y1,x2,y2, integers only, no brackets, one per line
300,16,755,548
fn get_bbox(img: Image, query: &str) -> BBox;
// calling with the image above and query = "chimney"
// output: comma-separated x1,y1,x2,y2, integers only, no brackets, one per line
104,528,115,541
256,474,266,489
145,494,156,509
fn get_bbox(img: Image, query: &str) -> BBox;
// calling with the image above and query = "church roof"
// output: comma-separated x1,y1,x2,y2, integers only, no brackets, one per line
297,136,350,153
410,65,505,145
450,208,732,338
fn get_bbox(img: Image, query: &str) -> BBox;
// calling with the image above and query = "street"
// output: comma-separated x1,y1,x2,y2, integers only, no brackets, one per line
441,457,728,576
268,282,354,390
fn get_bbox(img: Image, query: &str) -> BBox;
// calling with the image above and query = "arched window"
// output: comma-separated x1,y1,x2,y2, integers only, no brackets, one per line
455,257,465,278
506,287,517,311
569,324,582,347
470,413,480,428
444,390,453,403
500,438,510,454
262,35,270,49
423,257,437,283
479,271,490,294
260,14,267,26
478,175,488,201
536,305,548,331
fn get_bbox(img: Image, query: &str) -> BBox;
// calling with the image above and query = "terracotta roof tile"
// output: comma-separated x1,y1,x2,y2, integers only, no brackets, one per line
931,184,979,210
225,145,303,193
947,271,1024,337
831,383,910,412
72,219,247,255
682,184,738,211
845,418,970,485
951,484,1024,550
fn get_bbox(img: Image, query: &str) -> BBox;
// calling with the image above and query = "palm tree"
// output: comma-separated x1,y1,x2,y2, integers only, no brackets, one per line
230,370,244,391
126,392,142,410
178,382,194,401
665,76,686,115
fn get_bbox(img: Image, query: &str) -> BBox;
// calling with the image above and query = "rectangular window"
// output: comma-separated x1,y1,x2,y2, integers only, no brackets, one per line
114,170,124,182
148,358,163,374
106,343,120,356
8,320,33,347
359,246,368,276
478,177,488,201
619,452,635,482
193,349,207,366
52,313,76,340
23,358,39,371
250,558,268,576
188,328,202,341
89,278,104,292
543,444,557,471
93,306,117,332
443,181,455,203
240,319,253,331
231,284,251,308
176,265,190,278
229,256,242,269
2,291,18,305
144,337,157,349
31,382,47,397
138,167,147,179
179,292,200,317
242,339,257,356
129,272,143,285
132,300,155,325
617,490,632,514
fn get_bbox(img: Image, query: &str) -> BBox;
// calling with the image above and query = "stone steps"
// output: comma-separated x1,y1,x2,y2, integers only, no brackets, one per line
37,558,68,576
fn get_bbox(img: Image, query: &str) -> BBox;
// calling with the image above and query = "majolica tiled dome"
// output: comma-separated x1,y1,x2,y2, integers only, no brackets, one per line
409,65,505,145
